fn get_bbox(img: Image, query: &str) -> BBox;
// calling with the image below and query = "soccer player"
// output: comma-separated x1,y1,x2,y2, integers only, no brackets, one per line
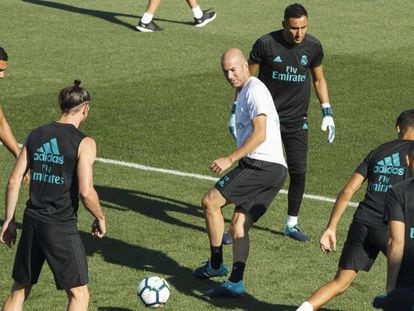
297,109,414,311
0,47,24,160
372,145,414,310
0,80,106,311
248,3,335,242
193,48,287,297
136,0,216,32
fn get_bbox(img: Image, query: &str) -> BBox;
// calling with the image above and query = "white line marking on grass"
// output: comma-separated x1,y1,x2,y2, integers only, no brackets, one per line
95,157,359,207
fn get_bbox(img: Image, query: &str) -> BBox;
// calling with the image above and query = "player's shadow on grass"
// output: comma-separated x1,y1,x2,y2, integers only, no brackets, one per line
81,231,332,311
95,185,285,237
96,185,206,233
21,0,193,31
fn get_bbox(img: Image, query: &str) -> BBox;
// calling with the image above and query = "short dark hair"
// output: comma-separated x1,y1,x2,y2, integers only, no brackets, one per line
58,80,91,113
0,47,8,61
396,109,414,134
284,3,308,20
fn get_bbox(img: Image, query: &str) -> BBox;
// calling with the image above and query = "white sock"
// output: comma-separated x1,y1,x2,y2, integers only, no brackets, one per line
297,301,313,311
286,216,298,227
192,6,203,19
141,12,153,24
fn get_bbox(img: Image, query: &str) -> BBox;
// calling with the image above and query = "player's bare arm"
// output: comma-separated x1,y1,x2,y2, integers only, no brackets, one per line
311,65,330,105
0,106,20,159
77,136,106,238
320,172,364,252
386,220,405,293
0,145,28,247
210,114,266,174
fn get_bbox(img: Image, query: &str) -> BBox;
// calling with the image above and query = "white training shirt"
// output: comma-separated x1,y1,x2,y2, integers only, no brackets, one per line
235,76,287,167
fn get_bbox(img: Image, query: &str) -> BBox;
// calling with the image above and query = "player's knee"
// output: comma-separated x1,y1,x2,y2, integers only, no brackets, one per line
332,274,354,294
336,281,351,295
229,223,243,240
4,282,31,307
201,194,212,211
67,285,89,306
201,192,220,214
229,217,247,240
289,172,306,184
201,193,211,209
10,282,32,299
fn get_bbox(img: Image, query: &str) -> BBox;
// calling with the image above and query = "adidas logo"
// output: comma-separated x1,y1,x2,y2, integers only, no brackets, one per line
33,137,64,164
373,153,404,175
217,175,230,188
273,56,282,63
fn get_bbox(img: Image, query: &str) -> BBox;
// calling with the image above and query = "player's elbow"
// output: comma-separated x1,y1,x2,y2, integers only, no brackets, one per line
338,187,355,200
7,177,20,189
389,237,404,250
79,187,95,202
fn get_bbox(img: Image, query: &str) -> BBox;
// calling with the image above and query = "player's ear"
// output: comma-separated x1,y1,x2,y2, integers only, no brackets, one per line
82,102,90,115
396,125,401,134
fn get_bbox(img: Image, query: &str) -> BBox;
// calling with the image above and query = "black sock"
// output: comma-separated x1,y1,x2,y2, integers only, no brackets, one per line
287,172,306,216
210,245,223,269
228,261,245,283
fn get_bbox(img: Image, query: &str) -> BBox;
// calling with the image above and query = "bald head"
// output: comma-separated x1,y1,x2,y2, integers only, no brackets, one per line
221,48,250,89
221,48,246,64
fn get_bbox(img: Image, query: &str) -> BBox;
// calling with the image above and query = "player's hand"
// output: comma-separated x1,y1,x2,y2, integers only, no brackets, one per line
321,103,335,143
319,228,336,253
210,157,232,174
0,221,17,248
91,218,106,238
22,171,30,185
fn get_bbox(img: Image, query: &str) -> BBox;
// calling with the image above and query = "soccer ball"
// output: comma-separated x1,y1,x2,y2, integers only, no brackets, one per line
137,276,170,308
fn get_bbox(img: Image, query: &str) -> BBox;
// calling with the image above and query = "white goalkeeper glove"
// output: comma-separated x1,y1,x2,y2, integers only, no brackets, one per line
228,101,237,141
321,103,335,143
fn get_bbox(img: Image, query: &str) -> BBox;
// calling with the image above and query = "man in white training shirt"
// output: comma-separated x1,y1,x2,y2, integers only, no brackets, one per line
193,48,287,297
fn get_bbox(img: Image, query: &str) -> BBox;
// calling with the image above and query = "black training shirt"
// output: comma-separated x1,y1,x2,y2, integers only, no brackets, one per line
249,30,323,123
25,122,86,223
353,139,414,228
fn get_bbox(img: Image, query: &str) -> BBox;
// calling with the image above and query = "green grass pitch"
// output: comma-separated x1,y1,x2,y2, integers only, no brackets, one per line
0,0,413,310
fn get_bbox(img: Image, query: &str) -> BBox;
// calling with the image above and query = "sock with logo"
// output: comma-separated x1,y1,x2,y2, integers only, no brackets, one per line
297,301,313,311
286,215,298,227
210,245,223,269
228,262,245,283
141,12,153,24
192,6,203,19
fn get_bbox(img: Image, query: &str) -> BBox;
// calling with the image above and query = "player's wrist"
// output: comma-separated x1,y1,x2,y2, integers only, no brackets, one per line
326,224,337,232
321,103,333,117
95,214,105,221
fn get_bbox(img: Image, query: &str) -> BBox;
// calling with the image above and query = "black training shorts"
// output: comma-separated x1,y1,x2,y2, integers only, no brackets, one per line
215,157,287,222
12,213,88,289
338,220,388,271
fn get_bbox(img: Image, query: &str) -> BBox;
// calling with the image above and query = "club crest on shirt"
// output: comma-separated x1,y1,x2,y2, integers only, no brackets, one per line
236,122,244,129
300,55,308,66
